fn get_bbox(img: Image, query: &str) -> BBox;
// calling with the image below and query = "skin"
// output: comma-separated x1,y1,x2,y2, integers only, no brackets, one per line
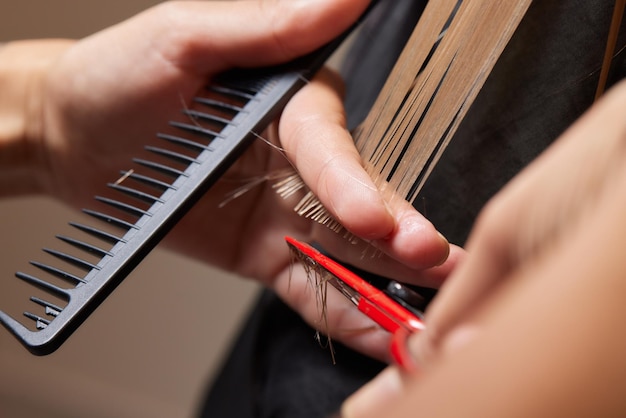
0,0,459,362
341,80,626,417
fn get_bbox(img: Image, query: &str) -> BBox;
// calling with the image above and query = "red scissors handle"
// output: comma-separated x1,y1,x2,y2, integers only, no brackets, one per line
285,236,423,371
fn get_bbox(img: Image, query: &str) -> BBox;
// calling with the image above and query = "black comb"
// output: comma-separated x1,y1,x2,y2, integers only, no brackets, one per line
1,4,377,355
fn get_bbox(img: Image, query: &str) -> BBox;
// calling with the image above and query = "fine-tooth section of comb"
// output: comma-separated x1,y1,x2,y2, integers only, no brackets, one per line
144,145,201,165
132,158,187,178
29,261,87,284
167,122,223,140
0,1,377,355
23,312,51,330
14,272,71,299
69,222,125,244
30,297,63,317
105,183,163,204
156,133,212,152
81,209,140,231
41,248,99,272
181,109,231,127
193,97,244,114
94,196,152,217
116,170,176,192
55,235,113,258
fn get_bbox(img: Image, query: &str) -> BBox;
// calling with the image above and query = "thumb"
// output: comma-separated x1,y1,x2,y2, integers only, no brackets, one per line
140,0,372,74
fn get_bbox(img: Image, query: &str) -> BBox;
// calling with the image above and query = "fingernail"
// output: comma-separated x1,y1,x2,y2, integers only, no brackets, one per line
435,231,450,265
341,367,404,418
437,231,449,246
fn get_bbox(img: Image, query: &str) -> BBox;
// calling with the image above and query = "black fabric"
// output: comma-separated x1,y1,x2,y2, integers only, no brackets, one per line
199,291,386,418
420,0,626,245
199,1,626,417
341,0,427,131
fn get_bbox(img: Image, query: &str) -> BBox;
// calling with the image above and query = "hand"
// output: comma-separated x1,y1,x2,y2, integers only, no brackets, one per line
341,80,626,416
2,0,460,361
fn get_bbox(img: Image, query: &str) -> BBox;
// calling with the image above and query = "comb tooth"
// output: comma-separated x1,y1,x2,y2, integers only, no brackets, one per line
209,85,256,100
168,122,222,140
193,97,244,113
42,248,99,271
133,158,187,178
119,170,176,192
157,132,212,152
213,72,270,93
15,272,70,299
69,222,125,244
82,209,139,231
144,145,200,165
180,109,232,127
23,312,50,330
94,196,150,217
30,297,63,317
56,235,113,258
106,183,163,204
29,261,87,284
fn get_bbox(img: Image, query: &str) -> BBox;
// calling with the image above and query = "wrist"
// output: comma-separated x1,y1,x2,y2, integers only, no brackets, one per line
0,39,73,196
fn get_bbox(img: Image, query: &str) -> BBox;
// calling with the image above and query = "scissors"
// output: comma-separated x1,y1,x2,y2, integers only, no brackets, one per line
285,236,426,371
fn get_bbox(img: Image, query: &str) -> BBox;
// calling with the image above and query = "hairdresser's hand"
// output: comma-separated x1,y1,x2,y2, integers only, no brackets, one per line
341,81,626,417
0,0,459,361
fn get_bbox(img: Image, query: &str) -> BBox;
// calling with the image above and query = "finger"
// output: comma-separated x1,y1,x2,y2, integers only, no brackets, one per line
280,70,451,267
344,193,626,418
140,0,372,74
365,199,451,269
280,69,396,239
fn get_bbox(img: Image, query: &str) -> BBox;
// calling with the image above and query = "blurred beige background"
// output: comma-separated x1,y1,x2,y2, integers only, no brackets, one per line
0,1,262,417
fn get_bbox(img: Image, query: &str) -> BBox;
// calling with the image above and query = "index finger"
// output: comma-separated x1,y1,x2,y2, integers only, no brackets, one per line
279,69,451,269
